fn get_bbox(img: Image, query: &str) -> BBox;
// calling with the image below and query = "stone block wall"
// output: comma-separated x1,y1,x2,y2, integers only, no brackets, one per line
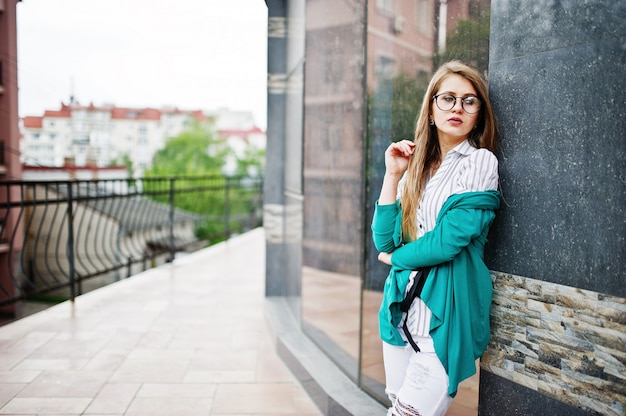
482,271,626,415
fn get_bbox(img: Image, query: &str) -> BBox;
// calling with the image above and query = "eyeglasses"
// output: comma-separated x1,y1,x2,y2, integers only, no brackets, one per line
432,93,481,114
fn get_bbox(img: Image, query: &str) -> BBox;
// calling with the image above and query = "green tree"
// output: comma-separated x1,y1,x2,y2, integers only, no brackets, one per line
145,123,261,245
435,13,491,76
145,122,230,177
367,71,429,149
390,71,429,142
234,145,265,177
110,153,134,178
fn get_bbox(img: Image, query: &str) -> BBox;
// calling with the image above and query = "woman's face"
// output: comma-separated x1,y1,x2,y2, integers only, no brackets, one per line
431,74,480,145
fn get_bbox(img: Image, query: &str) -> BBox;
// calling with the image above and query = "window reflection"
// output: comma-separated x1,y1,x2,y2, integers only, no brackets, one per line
300,0,491,408
301,0,367,380
365,0,492,407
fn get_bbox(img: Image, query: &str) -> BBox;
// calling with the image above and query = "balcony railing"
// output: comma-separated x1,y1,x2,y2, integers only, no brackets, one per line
0,175,263,307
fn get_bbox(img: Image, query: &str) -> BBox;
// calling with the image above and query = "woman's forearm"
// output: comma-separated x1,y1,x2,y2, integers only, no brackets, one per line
379,173,402,205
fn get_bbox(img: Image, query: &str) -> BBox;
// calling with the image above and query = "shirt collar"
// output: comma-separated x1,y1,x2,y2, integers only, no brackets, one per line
448,139,475,157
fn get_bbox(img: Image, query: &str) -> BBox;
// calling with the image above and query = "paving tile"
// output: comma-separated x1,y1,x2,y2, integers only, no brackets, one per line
256,351,298,383
17,370,111,398
109,348,193,383
136,383,217,398
0,352,31,371
0,397,91,414
109,360,189,383
183,370,256,384
190,349,258,372
0,371,40,384
82,349,128,371
95,330,143,351
0,331,57,352
83,383,140,414
211,383,300,414
12,359,90,372
0,384,27,408
26,332,111,360
125,397,213,416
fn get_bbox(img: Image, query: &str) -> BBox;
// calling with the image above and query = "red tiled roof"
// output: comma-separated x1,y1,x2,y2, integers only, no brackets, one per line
161,108,208,122
110,107,162,121
32,102,207,123
43,109,71,118
190,110,207,122
23,116,43,128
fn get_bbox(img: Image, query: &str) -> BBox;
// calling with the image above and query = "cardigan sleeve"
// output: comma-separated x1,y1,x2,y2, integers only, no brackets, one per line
371,200,403,253
390,201,495,271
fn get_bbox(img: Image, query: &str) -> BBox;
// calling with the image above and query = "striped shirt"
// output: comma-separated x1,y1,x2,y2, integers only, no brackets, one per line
397,140,499,338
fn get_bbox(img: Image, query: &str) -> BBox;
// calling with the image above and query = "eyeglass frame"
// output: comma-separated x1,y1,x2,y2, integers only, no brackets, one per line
432,93,482,114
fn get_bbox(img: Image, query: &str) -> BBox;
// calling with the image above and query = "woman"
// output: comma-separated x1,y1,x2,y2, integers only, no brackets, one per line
371,61,500,416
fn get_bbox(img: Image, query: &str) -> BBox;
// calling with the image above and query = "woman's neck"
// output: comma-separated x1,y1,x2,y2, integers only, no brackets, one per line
438,136,466,160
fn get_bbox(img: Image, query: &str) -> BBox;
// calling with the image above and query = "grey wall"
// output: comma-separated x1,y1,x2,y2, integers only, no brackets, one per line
486,0,625,296
482,0,626,414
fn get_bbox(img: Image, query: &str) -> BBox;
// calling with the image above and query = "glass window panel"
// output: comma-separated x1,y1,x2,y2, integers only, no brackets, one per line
298,0,491,408
363,0,492,406
301,0,367,381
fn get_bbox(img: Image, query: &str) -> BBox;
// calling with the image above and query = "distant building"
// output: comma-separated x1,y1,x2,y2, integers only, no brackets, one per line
208,108,266,175
20,102,207,176
20,103,266,177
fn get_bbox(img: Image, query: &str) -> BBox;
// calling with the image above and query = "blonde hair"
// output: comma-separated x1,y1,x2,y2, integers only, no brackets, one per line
400,61,498,241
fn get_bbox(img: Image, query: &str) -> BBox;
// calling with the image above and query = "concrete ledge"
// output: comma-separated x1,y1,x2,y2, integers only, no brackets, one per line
265,297,387,416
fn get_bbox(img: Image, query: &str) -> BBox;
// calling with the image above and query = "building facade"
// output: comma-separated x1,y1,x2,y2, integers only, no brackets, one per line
264,0,625,415
20,103,265,177
21,103,206,175
0,0,24,317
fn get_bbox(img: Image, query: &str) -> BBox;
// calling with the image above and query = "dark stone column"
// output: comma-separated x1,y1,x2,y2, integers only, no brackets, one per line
482,1,626,414
264,0,305,302
264,0,289,296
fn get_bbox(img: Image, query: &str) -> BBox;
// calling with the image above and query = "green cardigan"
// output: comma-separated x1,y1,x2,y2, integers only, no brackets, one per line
371,190,500,397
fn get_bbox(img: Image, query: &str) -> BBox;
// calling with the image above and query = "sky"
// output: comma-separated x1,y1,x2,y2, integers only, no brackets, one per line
16,0,268,129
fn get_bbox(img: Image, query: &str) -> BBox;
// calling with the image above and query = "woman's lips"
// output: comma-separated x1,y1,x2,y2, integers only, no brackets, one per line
448,117,462,126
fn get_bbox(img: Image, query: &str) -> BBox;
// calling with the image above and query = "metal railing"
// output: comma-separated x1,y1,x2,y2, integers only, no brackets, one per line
0,175,263,307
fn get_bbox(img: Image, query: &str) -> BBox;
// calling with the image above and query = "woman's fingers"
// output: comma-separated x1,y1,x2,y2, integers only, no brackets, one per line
388,140,415,157
384,140,415,175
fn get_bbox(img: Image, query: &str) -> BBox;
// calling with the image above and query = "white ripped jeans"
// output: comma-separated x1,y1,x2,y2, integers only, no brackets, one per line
383,336,453,416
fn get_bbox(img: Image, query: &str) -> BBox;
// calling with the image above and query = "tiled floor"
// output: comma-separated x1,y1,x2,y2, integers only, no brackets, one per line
0,228,479,415
0,229,319,416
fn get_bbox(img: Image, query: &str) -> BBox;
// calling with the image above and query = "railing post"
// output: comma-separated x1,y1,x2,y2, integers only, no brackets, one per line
169,178,175,262
66,182,76,301
224,177,230,240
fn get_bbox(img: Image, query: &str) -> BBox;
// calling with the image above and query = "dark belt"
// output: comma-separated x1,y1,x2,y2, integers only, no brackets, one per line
399,266,431,353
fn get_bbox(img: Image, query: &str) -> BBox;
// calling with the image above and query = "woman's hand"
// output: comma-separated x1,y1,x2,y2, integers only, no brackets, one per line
378,140,415,205
385,140,415,177
378,252,392,265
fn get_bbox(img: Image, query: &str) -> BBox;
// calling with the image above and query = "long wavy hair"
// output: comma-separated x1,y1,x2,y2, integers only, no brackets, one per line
400,61,498,241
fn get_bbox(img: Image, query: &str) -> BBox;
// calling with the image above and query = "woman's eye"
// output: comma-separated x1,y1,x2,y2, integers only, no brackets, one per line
442,95,455,102
464,97,476,105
